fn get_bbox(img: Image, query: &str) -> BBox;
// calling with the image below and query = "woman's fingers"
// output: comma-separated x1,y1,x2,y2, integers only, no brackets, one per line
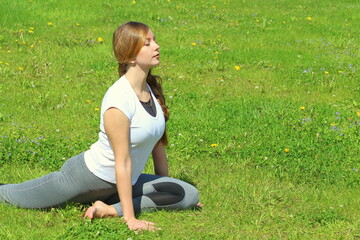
126,218,160,232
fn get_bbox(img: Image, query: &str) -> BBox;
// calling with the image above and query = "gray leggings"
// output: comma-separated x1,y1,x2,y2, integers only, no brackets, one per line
0,152,199,216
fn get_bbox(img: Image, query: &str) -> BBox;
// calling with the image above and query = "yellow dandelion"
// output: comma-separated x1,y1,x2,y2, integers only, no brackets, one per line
47,22,53,26
330,123,337,126
0,61,3,64
167,0,171,2
76,23,80,26
30,44,35,48
256,19,260,23
28,30,34,33
5,63,10,66
210,144,218,147
191,42,197,46
214,56,218,59
7,50,12,53
94,108,100,111
97,37,103,43
18,67,24,71
29,27,35,30
15,39,19,42
22,41,27,45
307,17,312,21
132,0,136,4
338,70,343,74
284,148,290,153
300,106,305,110
325,71,329,75
38,40,42,43
234,65,240,71
212,5,216,9
356,112,360,117
111,67,116,70
86,100,92,103
19,29,24,32
214,51,219,54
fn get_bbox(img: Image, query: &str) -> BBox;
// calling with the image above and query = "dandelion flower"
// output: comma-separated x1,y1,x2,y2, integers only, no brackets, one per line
18,67,24,71
86,100,92,103
300,106,305,110
5,63,10,66
0,61,2,64
338,70,343,74
234,65,240,71
325,71,329,75
30,44,35,48
284,148,290,153
22,41,27,45
19,29,24,32
28,30,34,33
7,50,12,53
97,37,103,43
191,42,197,46
307,17,312,21
76,23,80,26
47,22,53,26
132,0,136,3
357,112,360,117
29,27,35,30
38,40,42,43
95,108,100,111
211,144,218,147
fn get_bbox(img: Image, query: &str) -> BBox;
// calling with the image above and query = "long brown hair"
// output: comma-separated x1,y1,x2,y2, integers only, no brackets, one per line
113,21,169,145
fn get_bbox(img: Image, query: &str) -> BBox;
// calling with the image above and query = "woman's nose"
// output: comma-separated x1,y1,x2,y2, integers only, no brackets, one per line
154,42,160,50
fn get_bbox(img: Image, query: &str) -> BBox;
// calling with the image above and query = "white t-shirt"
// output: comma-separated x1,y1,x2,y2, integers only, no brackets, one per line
84,75,165,184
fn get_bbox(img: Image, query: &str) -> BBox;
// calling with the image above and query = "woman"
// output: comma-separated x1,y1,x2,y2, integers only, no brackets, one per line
0,21,200,232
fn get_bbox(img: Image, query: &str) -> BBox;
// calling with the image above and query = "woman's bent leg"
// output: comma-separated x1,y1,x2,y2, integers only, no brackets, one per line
109,174,199,216
0,152,117,209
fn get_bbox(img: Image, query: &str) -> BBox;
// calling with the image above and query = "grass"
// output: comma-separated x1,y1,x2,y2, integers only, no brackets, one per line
0,0,359,239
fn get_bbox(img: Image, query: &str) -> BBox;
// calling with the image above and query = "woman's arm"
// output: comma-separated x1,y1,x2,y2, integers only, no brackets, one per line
104,108,156,231
152,142,169,177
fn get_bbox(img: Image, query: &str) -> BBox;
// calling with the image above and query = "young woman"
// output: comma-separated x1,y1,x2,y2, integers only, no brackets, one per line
0,21,200,232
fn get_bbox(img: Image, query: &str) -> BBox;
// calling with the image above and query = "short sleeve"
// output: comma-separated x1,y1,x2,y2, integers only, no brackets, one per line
100,79,135,121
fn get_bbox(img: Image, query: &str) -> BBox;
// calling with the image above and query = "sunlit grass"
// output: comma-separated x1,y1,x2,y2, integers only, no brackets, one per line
0,0,359,239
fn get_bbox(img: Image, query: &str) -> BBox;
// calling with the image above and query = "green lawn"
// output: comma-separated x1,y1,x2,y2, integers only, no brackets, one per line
0,0,359,239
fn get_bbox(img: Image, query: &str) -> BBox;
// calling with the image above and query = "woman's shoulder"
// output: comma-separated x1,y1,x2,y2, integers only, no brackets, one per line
105,76,132,97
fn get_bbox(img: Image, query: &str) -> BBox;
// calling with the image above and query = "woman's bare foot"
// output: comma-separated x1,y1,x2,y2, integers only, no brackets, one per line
83,201,117,219
196,202,204,208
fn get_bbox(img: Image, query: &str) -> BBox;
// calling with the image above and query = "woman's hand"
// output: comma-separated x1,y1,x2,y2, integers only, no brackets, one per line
124,217,160,232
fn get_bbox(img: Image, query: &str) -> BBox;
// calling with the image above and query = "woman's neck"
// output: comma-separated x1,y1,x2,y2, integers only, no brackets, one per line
125,65,150,97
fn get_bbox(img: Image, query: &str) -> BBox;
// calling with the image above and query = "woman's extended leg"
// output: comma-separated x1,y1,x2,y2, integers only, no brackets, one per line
0,152,117,209
84,174,199,218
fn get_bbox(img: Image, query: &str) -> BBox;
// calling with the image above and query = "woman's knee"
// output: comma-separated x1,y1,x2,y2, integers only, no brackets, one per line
178,183,199,209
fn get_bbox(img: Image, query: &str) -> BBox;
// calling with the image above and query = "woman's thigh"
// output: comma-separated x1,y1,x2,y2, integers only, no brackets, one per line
0,152,117,208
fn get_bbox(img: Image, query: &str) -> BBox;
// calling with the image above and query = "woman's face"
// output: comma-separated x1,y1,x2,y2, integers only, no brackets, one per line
135,30,160,69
